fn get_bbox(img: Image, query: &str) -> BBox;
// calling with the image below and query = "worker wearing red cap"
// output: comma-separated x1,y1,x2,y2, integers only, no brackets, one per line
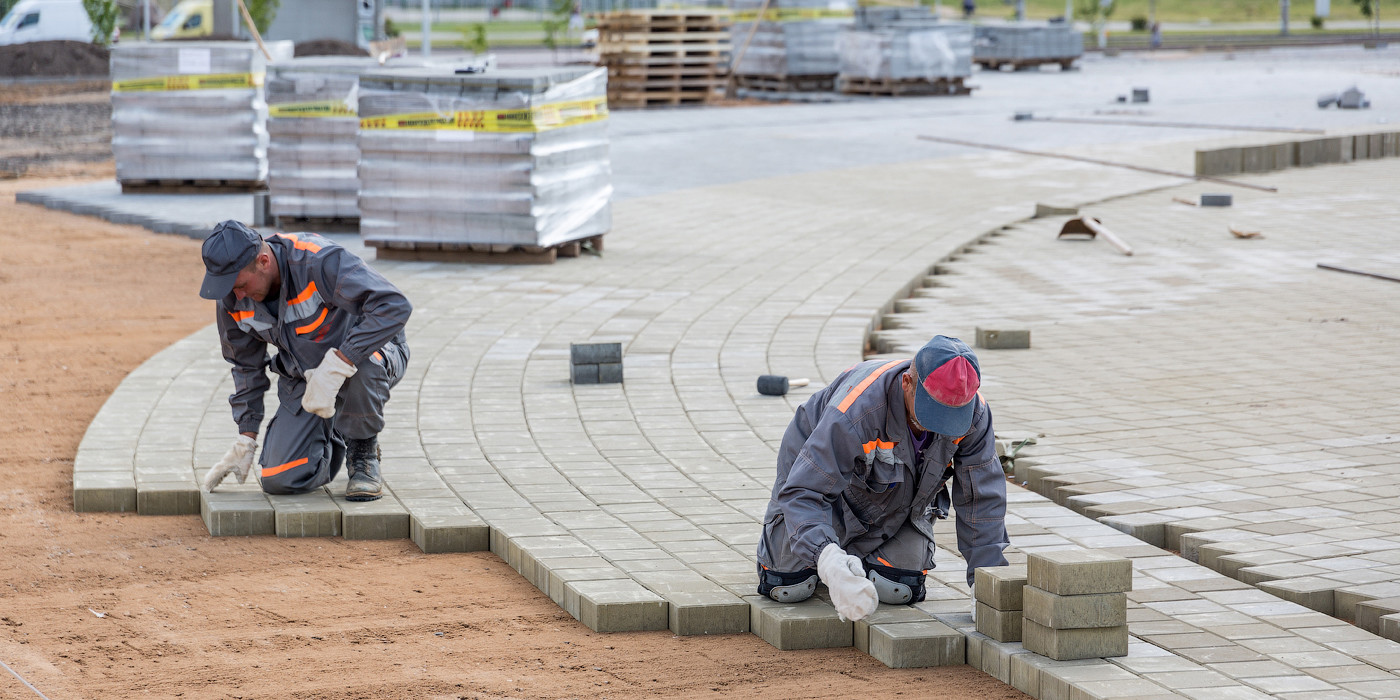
756,335,1010,622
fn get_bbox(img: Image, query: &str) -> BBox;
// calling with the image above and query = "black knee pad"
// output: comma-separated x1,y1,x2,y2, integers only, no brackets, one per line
865,563,927,605
757,565,819,604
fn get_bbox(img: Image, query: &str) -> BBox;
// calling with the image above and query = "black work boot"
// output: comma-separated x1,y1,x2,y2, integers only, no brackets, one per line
345,436,383,502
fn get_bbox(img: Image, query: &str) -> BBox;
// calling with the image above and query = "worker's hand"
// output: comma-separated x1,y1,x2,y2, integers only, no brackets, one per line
817,543,878,622
301,348,357,419
203,434,258,492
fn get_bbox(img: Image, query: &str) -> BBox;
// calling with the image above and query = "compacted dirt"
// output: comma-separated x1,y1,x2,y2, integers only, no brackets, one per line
0,163,1028,698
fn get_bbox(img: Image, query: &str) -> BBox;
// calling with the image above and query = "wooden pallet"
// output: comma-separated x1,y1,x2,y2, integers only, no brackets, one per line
596,9,730,109
975,57,1078,71
274,215,360,233
120,179,265,194
734,73,837,92
368,236,603,265
837,76,974,97
607,91,714,109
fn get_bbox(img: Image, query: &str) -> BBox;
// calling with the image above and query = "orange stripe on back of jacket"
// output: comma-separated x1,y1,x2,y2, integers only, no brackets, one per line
288,280,318,305
262,457,307,478
274,232,322,253
229,310,254,323
295,307,328,335
837,359,904,413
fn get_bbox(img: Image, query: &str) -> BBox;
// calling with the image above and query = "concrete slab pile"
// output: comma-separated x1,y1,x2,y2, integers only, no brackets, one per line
973,24,1083,70
110,41,294,189
730,0,848,90
355,67,612,254
1022,548,1131,661
836,10,972,96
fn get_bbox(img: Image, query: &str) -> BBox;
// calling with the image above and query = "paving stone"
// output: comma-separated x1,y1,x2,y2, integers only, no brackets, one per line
1354,597,1400,635
975,327,1030,350
335,493,410,540
975,565,1028,611
135,483,199,515
749,596,852,651
976,602,1023,642
1258,577,1339,616
854,606,938,652
867,620,965,668
567,579,668,633
271,492,342,537
410,513,490,553
1023,618,1128,661
665,590,750,636
201,491,275,536
73,477,137,513
1027,549,1132,596
1022,587,1127,630
1337,583,1400,621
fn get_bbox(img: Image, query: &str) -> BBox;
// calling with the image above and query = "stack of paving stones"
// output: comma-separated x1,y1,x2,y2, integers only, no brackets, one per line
1022,548,1131,661
356,66,612,258
975,565,1027,642
972,24,1083,71
1195,130,1400,176
265,56,376,227
110,41,294,191
836,8,973,96
729,0,849,92
570,342,623,384
596,9,731,108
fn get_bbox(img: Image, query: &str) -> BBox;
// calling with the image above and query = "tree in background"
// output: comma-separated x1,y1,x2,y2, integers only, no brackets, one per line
82,0,120,45
541,0,573,58
245,0,280,33
1078,0,1114,47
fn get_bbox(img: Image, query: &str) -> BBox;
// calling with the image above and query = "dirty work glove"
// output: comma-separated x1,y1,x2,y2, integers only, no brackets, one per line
203,434,258,491
301,348,357,419
817,543,879,622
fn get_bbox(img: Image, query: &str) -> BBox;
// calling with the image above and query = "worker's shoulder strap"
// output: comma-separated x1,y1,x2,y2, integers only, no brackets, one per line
830,358,907,415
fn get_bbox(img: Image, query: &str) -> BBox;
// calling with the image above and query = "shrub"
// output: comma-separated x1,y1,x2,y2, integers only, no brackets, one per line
1310,14,1325,28
1130,15,1147,31
82,0,120,45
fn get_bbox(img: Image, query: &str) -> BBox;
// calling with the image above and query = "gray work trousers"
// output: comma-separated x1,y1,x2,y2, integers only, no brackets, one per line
258,340,408,495
757,511,936,576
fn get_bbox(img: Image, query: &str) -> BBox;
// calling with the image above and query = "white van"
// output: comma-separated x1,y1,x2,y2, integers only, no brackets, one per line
0,0,112,45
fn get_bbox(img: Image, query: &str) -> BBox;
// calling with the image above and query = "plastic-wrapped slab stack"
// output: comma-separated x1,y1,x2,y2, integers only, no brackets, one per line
597,9,730,108
836,8,973,96
356,67,612,263
266,56,376,227
730,0,852,92
973,24,1083,71
111,41,294,192
1021,548,1131,661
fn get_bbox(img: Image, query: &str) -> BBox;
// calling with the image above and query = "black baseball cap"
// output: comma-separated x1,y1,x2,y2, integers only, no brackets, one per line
199,220,263,300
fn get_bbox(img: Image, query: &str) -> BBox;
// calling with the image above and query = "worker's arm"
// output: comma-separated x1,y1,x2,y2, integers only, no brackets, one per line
216,307,271,436
950,397,1010,586
773,409,865,568
316,246,412,365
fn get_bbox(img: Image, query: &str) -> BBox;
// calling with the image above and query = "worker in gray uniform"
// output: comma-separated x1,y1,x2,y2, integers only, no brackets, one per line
198,220,412,501
756,335,1009,622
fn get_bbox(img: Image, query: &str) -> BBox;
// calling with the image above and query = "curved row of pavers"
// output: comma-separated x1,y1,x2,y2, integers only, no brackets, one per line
74,148,1199,658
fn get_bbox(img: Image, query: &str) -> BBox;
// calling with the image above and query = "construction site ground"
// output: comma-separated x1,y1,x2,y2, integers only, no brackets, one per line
4,45,1400,699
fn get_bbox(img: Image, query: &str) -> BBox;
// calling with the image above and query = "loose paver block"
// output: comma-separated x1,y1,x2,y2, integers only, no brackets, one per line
666,590,750,636
567,579,668,633
975,565,1028,610
749,596,852,651
868,620,965,668
1027,548,1132,596
975,327,1030,350
1022,587,1127,630
201,491,275,536
1022,619,1128,661
976,603,1023,642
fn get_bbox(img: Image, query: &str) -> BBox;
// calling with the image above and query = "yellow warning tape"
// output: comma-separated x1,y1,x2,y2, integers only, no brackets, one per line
731,7,854,21
112,72,265,92
268,100,357,118
359,97,608,133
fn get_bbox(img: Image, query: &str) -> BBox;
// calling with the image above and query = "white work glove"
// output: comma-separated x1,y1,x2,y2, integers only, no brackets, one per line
817,543,879,622
203,434,258,492
301,348,357,419
971,591,978,623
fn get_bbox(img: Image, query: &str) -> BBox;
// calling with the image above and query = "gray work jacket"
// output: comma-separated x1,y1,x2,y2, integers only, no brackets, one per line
765,358,1010,585
214,232,412,434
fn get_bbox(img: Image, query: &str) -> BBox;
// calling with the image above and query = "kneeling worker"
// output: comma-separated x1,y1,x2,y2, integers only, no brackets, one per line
757,335,1009,621
199,220,412,501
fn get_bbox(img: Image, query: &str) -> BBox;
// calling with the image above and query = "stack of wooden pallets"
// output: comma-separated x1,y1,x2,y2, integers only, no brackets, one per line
596,10,730,109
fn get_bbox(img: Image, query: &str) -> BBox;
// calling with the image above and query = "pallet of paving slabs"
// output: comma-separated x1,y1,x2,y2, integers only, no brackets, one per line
837,19,973,97
974,565,1027,642
356,67,612,251
110,40,294,187
1021,548,1131,661
371,235,603,265
973,24,1083,71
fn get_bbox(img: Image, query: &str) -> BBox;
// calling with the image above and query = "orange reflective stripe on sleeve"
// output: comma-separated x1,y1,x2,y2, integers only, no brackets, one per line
274,232,322,253
262,457,308,478
295,307,328,335
877,557,892,567
836,359,904,414
229,310,254,323
289,281,318,305
953,436,965,445
372,351,383,362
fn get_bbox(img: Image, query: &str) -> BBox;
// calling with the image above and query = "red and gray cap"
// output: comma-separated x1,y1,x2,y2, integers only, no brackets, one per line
911,335,982,437
199,220,263,300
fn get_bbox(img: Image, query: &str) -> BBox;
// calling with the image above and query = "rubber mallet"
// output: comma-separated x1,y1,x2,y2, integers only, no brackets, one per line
757,375,809,396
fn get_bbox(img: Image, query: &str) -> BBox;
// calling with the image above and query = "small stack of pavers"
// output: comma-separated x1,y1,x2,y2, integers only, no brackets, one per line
356,66,612,261
265,56,377,228
1021,548,1131,660
836,6,973,96
570,343,623,384
110,41,294,191
974,565,1028,642
729,0,850,92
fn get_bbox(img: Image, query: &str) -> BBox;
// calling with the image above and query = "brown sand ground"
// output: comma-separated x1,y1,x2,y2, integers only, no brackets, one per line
0,165,1027,699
